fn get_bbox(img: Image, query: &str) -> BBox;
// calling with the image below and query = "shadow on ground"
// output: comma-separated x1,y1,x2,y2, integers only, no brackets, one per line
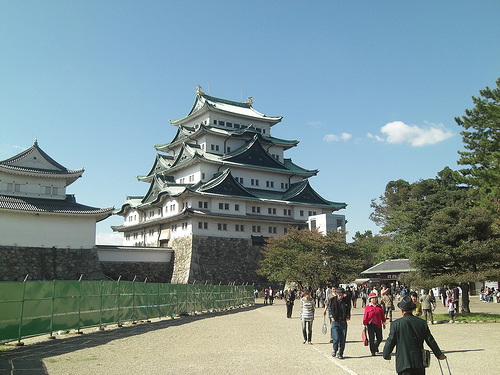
0,304,260,375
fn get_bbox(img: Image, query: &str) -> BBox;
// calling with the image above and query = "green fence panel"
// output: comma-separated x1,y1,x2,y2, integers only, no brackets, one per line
0,280,253,343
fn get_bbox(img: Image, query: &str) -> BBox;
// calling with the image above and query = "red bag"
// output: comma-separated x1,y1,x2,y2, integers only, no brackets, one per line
362,328,368,346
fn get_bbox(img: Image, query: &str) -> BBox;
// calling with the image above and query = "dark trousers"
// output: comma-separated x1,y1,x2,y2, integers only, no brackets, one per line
367,323,382,355
286,302,294,318
331,321,347,356
301,320,313,342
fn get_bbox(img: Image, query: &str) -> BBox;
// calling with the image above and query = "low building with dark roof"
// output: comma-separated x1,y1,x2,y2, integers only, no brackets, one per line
0,140,113,249
361,259,417,286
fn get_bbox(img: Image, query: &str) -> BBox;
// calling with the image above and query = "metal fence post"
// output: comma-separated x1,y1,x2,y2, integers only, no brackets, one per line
117,276,122,327
15,274,29,346
49,280,56,339
76,275,83,334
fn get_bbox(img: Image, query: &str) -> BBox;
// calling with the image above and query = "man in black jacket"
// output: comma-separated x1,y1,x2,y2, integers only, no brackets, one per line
328,287,351,359
383,295,446,374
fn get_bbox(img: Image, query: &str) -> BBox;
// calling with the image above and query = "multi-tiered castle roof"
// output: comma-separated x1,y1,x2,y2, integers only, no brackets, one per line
113,87,346,246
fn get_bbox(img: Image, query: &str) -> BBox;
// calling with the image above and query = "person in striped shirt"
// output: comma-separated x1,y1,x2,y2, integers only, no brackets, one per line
300,289,315,344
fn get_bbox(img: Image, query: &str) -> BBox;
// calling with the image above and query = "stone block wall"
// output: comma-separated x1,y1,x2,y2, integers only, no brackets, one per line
0,245,104,281
100,261,174,283
170,235,269,287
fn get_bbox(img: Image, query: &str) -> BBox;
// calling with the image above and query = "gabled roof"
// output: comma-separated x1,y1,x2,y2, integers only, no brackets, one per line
224,135,288,170
170,92,283,126
137,153,175,183
283,180,347,209
154,124,299,153
192,168,256,198
0,139,84,185
142,175,188,205
361,259,416,275
0,194,113,222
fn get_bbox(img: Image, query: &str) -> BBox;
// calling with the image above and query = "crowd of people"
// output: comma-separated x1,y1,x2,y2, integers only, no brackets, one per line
255,283,454,374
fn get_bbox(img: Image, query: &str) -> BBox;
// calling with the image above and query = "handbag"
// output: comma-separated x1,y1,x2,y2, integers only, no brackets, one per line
403,315,431,368
362,327,368,346
322,316,327,335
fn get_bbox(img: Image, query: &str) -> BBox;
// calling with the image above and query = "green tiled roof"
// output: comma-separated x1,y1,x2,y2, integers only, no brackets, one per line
170,93,283,125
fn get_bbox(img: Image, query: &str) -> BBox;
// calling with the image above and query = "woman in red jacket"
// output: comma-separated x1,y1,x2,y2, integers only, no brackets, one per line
363,292,386,356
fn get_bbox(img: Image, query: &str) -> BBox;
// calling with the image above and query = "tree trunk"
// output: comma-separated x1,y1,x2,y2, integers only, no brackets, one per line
460,282,471,313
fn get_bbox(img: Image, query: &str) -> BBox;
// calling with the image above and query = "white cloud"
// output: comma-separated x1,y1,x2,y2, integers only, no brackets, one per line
96,232,124,245
378,121,454,147
341,133,352,141
367,133,385,142
323,134,339,142
323,133,352,143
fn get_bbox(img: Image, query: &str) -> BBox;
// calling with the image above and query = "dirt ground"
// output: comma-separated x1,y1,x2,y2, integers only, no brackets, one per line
1,297,499,375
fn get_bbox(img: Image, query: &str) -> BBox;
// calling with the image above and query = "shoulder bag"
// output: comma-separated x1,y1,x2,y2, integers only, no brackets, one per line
403,315,431,368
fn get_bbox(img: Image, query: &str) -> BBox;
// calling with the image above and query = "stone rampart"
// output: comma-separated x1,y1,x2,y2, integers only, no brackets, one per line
170,235,269,287
0,245,104,281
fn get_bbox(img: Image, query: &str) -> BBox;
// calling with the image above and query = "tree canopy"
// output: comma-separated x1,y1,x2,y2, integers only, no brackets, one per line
258,228,364,288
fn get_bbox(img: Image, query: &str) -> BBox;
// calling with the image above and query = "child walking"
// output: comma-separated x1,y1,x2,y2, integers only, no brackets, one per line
448,297,455,323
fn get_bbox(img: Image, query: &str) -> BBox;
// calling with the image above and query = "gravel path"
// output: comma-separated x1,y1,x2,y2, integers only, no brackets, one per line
1,298,499,374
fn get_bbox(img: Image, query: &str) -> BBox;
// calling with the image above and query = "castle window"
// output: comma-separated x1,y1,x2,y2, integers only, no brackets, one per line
226,122,232,127
252,225,261,233
235,204,240,211
218,121,225,126
252,206,260,214
217,223,227,231
235,224,244,232
300,210,304,216
268,227,277,234
234,124,240,129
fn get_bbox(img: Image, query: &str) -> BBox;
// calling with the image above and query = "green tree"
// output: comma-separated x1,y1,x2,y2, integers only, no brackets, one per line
456,77,500,202
412,205,500,312
258,228,363,288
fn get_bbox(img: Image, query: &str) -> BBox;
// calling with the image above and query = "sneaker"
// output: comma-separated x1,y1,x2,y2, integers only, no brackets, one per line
332,351,337,357
308,342,313,345
330,339,333,343
337,354,344,359
302,340,306,344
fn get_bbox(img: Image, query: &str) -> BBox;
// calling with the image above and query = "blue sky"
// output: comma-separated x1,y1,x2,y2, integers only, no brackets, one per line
1,1,499,244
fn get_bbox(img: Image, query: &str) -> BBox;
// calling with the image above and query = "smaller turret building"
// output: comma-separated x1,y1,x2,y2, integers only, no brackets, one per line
0,140,113,249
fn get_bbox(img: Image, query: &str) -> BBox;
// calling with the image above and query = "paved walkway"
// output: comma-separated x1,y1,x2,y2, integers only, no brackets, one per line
1,297,499,374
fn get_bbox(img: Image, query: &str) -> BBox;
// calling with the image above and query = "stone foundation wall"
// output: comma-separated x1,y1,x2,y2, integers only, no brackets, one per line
100,261,174,283
170,235,269,287
0,245,104,281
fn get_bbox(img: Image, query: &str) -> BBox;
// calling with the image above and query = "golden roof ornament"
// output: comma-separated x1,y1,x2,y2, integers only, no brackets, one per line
196,84,205,95
246,96,253,105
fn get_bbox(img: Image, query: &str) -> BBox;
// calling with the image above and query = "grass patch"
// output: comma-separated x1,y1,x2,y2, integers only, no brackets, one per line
429,313,500,323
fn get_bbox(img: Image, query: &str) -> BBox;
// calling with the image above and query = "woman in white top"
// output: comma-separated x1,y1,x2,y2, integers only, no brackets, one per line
300,290,315,344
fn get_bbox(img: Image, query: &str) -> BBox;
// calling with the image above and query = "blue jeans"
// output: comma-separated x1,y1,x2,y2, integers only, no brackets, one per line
331,320,347,356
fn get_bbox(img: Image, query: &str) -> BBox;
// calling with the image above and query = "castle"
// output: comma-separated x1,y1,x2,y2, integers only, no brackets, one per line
113,86,346,284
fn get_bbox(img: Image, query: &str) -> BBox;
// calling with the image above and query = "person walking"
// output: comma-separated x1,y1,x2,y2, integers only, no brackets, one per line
382,288,394,322
363,292,386,356
300,290,315,344
285,288,295,318
420,290,435,324
383,295,446,375
327,287,351,359
323,286,337,343
268,286,274,305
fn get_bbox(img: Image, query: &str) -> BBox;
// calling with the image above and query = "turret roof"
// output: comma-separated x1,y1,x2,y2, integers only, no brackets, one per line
0,139,84,185
0,194,113,221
